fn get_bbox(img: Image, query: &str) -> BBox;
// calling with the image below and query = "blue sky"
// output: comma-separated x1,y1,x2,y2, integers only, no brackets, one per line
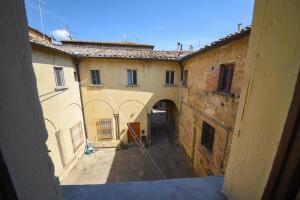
25,0,254,50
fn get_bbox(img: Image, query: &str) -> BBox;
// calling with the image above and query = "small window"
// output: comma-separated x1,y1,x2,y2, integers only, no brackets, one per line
74,71,78,82
96,119,113,140
54,67,65,87
90,69,101,85
217,64,234,93
183,70,188,87
127,69,137,85
166,70,175,85
201,121,215,152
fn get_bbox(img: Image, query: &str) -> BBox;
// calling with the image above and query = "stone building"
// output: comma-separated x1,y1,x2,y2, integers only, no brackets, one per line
178,28,250,176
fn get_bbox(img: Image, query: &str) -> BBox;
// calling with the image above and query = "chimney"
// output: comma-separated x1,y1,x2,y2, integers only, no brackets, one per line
180,44,183,51
189,45,193,51
237,23,242,32
177,42,181,51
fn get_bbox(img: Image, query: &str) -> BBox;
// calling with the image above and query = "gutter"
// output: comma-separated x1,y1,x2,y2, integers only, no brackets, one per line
74,57,89,142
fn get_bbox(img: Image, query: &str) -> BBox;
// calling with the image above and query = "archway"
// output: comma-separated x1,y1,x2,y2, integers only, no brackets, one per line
150,99,179,144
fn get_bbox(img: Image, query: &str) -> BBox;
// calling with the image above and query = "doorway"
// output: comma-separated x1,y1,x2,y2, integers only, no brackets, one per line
127,122,141,144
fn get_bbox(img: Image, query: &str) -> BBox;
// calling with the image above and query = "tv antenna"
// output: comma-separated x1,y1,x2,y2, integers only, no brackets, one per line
38,0,46,38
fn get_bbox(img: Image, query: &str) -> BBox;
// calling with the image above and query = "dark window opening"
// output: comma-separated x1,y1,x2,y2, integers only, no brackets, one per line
183,70,188,87
166,71,175,85
217,64,234,93
201,121,215,152
90,70,101,85
127,69,137,85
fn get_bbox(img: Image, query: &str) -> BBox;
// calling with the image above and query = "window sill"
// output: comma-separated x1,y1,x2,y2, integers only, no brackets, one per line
55,86,68,91
126,84,139,87
89,84,104,87
213,90,235,97
164,84,177,87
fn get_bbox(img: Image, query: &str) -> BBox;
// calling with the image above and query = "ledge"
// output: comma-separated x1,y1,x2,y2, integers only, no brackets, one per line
164,84,178,87
88,84,104,87
126,84,140,87
55,86,68,91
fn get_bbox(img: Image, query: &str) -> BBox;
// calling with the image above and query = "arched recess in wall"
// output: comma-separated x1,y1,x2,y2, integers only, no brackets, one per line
43,118,64,176
84,99,115,141
118,99,148,141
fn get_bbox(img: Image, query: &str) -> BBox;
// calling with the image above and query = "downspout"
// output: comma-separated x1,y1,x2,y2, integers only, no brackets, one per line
74,57,88,143
179,61,184,112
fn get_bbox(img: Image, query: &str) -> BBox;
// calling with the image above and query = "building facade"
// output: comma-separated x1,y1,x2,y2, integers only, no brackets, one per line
28,26,250,178
29,28,86,180
178,29,250,176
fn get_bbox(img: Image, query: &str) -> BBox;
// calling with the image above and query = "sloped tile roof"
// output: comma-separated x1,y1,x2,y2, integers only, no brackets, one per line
30,38,191,61
181,26,251,61
61,40,155,49
29,26,251,61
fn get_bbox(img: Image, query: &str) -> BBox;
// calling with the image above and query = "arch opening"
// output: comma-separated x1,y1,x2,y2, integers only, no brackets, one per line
150,99,179,145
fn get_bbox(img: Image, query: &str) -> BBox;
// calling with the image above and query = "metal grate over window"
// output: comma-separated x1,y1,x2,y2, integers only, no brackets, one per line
96,119,113,140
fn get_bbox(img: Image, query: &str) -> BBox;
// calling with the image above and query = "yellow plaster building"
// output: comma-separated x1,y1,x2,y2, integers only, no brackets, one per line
29,28,86,180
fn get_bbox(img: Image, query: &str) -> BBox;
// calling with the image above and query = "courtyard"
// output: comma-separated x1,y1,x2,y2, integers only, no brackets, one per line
61,111,195,186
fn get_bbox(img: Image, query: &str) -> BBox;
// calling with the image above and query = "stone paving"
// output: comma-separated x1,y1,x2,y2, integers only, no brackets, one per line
61,112,195,185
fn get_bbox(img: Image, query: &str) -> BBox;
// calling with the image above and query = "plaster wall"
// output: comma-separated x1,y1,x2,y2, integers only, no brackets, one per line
0,0,60,199
223,0,300,199
31,46,86,179
79,58,181,144
179,36,249,176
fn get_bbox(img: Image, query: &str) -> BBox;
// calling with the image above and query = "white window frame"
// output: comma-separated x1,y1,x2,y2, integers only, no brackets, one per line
54,67,65,88
127,69,137,85
89,69,101,85
166,70,175,85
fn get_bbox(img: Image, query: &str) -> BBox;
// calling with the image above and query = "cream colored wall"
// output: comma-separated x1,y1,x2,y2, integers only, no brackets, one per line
79,58,181,143
31,46,86,179
223,0,300,199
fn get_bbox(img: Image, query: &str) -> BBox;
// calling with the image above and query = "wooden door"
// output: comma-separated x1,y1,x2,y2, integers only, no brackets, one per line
127,122,140,144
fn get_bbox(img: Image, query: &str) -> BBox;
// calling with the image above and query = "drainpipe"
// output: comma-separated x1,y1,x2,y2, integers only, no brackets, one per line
179,62,184,113
74,57,88,143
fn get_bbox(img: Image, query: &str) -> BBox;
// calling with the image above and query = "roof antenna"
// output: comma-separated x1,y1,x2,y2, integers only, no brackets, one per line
38,0,45,39
237,23,242,32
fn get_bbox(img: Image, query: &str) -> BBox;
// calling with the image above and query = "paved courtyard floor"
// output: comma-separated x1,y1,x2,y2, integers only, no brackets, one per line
61,112,195,185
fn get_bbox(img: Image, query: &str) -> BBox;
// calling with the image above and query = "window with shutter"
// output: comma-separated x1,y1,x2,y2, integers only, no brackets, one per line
166,70,175,85
217,64,234,93
54,67,65,87
127,69,137,85
201,121,215,152
90,69,101,85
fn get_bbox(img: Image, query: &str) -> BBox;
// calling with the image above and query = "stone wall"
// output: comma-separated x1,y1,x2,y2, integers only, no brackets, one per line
179,35,249,176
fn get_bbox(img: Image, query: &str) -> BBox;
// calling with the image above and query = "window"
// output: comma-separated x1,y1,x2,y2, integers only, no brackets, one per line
74,71,78,82
90,69,101,85
54,67,65,87
183,70,188,87
217,64,234,93
96,119,113,140
201,121,215,152
70,122,83,152
166,70,175,85
127,69,137,85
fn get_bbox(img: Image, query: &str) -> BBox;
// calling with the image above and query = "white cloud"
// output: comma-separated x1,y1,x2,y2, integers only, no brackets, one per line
51,29,71,41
